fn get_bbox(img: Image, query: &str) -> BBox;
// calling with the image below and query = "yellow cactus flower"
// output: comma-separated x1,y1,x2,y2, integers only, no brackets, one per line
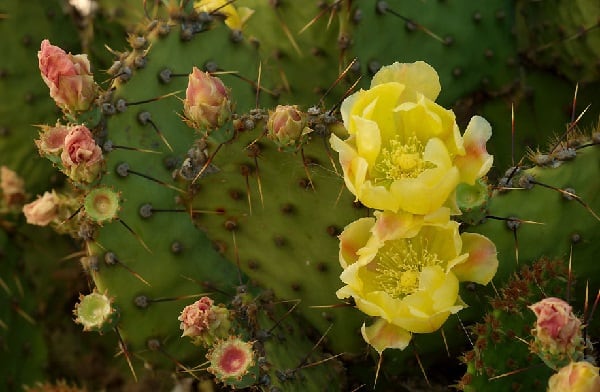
331,61,493,215
336,209,498,351
548,361,600,392
194,0,254,31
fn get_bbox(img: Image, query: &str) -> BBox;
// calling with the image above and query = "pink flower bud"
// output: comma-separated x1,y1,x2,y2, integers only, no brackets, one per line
38,39,97,112
1,166,25,207
178,297,231,346
60,125,103,183
22,191,59,226
529,297,584,369
548,361,600,392
530,297,582,348
266,105,311,150
35,123,69,156
183,67,231,132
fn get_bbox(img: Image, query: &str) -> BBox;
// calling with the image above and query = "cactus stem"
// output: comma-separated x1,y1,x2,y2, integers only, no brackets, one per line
255,61,262,108
584,289,600,328
300,147,315,191
193,142,223,184
137,112,174,152
13,302,36,325
103,141,162,154
319,57,358,108
149,293,209,303
121,90,182,107
117,218,152,253
0,277,11,295
114,326,138,382
530,179,600,221
123,166,186,194
570,83,579,124
251,155,264,207
295,323,333,370
104,252,151,287
511,103,515,166
381,4,445,44
413,347,431,388
60,205,83,225
549,103,591,154
231,230,243,285
298,0,339,34
149,338,201,380
487,364,539,381
567,245,574,303
267,299,301,335
329,75,362,115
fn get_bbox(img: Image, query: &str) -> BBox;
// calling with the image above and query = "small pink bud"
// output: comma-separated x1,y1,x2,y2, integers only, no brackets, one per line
529,297,584,369
1,166,25,207
183,67,232,132
38,40,97,113
178,297,230,346
60,125,103,183
207,336,255,382
548,361,600,392
35,123,69,156
22,191,59,226
266,105,311,150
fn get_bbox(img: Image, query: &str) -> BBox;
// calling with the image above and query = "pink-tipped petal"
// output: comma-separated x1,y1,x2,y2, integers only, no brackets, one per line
452,233,498,285
361,318,412,354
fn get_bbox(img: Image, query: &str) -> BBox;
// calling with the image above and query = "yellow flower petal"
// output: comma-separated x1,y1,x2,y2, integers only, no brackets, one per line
455,116,494,184
338,217,375,268
452,233,498,284
371,61,441,102
361,319,412,354
390,166,460,215
345,83,405,138
372,210,423,242
353,116,381,168
359,180,402,212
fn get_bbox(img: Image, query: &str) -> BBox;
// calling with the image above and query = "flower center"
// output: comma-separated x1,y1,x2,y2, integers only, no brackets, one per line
374,135,435,184
373,238,441,299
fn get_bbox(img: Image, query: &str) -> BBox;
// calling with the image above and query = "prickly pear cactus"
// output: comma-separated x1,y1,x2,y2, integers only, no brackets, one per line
62,0,363,378
458,258,569,391
7,0,600,390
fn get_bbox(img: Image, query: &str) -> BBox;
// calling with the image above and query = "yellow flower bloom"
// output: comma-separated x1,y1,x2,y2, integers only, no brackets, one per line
548,361,600,392
331,61,493,215
194,0,254,31
336,209,498,351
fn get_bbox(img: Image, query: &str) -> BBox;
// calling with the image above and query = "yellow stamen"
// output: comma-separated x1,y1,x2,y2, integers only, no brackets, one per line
373,238,440,299
374,135,435,184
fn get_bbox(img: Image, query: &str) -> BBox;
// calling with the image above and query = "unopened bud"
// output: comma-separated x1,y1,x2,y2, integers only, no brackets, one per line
529,297,584,370
178,296,231,346
266,105,311,151
38,40,97,113
183,67,232,133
